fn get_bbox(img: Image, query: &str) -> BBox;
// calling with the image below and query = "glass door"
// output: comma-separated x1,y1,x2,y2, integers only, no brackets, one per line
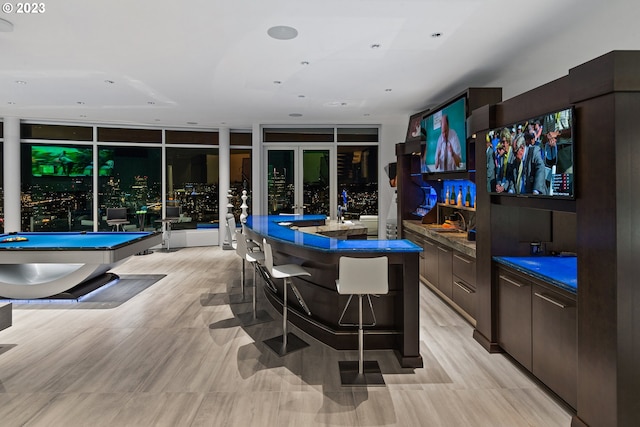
266,146,334,216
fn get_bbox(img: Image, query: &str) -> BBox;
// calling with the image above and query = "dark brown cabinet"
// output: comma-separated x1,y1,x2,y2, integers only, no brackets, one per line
532,284,577,408
422,238,438,286
452,252,476,319
497,265,577,407
497,269,532,370
437,245,453,298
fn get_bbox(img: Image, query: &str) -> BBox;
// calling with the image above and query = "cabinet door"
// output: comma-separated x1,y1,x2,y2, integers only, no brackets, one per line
437,245,453,298
497,270,532,370
532,284,577,408
422,239,439,286
452,252,476,287
452,274,476,319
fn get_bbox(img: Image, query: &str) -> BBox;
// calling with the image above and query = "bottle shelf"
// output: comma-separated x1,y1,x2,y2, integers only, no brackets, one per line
437,202,476,212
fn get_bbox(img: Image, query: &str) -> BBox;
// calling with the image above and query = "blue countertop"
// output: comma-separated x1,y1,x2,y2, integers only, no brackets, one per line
246,215,422,253
494,256,577,294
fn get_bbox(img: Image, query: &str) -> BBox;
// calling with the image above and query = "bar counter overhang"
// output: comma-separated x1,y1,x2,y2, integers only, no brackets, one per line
244,215,424,368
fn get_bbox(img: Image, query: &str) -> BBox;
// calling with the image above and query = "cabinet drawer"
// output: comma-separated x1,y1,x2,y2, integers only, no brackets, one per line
452,252,476,287
452,275,476,319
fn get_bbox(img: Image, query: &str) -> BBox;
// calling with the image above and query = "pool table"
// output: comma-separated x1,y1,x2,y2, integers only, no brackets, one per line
0,231,162,299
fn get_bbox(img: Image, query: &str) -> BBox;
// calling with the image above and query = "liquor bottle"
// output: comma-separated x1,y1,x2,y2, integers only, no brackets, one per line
465,186,471,207
444,187,449,204
457,186,462,207
450,186,455,205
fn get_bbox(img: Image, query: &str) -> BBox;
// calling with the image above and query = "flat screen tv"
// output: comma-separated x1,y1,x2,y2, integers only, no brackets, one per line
30,145,93,177
420,96,467,174
487,107,574,199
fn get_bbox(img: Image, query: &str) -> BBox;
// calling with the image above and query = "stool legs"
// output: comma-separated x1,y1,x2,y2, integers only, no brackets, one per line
236,262,273,326
229,258,251,304
263,277,309,356
338,294,385,386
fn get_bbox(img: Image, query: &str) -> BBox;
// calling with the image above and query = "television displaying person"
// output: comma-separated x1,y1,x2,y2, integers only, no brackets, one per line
434,114,462,171
498,134,546,195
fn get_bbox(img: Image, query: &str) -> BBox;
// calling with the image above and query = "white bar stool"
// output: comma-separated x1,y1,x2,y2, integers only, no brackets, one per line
336,256,389,386
262,238,311,356
234,230,273,325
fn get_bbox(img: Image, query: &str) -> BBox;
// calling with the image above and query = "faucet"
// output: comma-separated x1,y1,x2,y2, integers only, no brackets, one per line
453,211,466,232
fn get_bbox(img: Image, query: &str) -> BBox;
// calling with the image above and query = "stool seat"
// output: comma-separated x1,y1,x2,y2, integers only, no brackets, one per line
336,256,388,387
262,238,311,356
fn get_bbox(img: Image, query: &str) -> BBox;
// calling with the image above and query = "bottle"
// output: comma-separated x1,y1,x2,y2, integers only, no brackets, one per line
465,186,471,207
444,187,449,205
457,186,462,207
450,186,455,205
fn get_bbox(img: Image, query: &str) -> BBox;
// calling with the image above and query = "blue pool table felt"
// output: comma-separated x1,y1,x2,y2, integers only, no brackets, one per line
494,256,577,293
0,232,154,250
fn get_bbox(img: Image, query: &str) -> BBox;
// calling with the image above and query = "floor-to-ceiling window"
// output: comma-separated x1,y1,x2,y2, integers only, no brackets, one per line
20,124,94,232
0,121,3,233
263,126,379,219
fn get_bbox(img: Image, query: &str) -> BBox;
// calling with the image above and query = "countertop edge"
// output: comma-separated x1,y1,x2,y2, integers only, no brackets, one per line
403,220,476,258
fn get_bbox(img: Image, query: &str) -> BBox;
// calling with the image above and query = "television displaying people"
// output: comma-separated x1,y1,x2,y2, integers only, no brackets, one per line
434,114,463,171
420,97,467,173
488,108,573,197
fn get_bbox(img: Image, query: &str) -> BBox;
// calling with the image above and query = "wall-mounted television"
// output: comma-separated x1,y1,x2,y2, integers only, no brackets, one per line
30,145,93,177
420,96,467,174
487,107,574,199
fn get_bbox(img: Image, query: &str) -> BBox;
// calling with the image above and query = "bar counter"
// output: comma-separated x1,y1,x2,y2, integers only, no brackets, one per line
244,215,423,368
493,256,577,294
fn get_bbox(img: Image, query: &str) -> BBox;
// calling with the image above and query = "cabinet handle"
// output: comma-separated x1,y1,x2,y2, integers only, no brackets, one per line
499,275,525,288
453,254,471,264
454,281,475,294
437,247,450,253
424,240,435,247
534,292,567,309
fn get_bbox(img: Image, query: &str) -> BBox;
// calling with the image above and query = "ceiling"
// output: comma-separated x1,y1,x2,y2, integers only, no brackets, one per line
1,0,639,130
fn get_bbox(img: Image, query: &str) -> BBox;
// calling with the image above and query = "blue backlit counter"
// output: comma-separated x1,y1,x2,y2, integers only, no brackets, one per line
493,256,577,294
244,215,423,368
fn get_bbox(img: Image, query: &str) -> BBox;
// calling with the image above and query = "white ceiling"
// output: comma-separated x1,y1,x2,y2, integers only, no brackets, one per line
1,0,639,130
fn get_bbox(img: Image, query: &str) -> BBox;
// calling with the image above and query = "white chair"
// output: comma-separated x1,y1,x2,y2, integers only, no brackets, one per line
233,230,272,325
336,256,389,386
223,216,237,250
155,206,181,251
262,238,311,356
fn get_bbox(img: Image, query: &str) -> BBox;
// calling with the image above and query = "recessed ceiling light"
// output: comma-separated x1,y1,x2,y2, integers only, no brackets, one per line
267,25,298,40
300,61,309,65
385,88,392,92
7,101,15,105
15,80,26,85
364,113,370,116
187,121,198,125
431,32,443,38
76,101,85,104
370,43,381,49
298,95,305,98
154,119,161,122
79,115,87,118
147,101,155,105
104,80,115,84
289,113,303,117
0,18,13,32
273,80,282,85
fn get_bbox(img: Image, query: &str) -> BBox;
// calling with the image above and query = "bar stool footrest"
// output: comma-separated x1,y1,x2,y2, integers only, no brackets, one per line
339,360,385,386
263,332,309,356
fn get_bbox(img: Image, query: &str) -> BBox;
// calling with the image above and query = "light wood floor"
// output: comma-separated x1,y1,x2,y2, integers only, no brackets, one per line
0,247,573,426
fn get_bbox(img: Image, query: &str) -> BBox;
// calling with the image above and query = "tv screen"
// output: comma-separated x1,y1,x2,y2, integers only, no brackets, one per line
487,107,574,198
420,96,467,173
31,145,93,177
